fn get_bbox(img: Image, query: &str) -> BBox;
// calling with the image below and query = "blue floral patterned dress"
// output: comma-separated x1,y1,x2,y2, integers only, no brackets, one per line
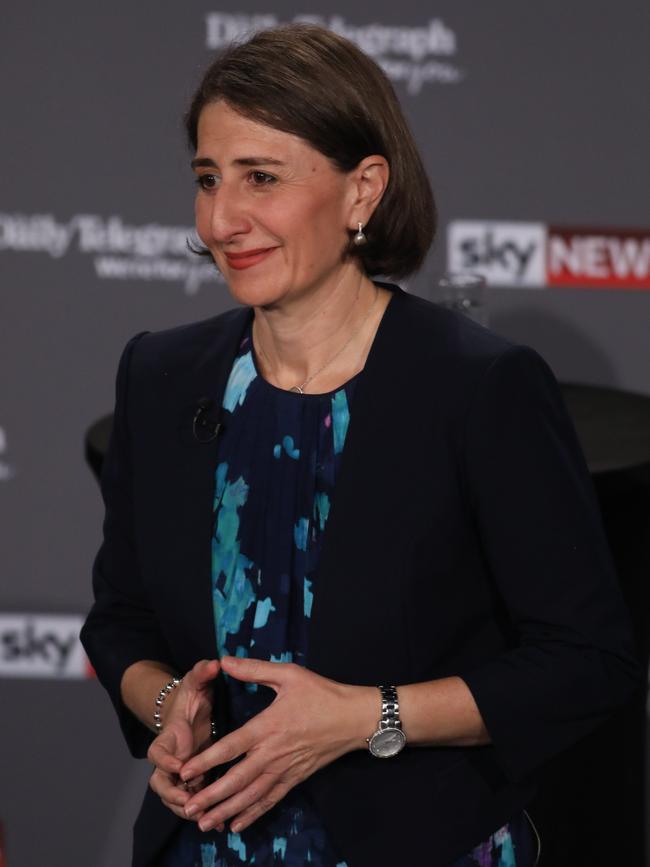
160,321,537,867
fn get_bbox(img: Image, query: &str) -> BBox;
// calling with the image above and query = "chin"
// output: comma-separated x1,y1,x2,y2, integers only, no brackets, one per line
225,274,289,309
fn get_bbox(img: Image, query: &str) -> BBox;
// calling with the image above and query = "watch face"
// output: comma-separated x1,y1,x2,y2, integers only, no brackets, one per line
369,727,406,758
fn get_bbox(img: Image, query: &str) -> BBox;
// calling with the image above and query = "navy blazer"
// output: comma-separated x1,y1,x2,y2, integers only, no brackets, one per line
81,283,640,867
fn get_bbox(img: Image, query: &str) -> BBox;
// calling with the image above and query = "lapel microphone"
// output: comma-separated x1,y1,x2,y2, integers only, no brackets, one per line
192,397,222,443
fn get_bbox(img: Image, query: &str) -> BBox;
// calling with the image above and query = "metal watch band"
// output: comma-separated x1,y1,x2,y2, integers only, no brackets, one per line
367,684,406,757
378,684,402,730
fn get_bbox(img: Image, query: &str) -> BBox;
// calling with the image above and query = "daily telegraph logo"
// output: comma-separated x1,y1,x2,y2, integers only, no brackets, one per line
0,427,15,482
205,13,463,95
448,221,650,290
0,614,94,679
0,212,224,296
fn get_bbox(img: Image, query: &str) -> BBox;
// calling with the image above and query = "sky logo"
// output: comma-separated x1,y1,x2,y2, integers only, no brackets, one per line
447,221,547,288
0,614,94,680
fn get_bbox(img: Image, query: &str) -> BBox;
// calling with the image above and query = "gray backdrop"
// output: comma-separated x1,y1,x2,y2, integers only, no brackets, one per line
1,2,649,864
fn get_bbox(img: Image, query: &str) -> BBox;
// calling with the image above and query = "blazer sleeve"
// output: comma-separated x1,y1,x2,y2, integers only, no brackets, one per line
459,344,641,783
80,332,176,758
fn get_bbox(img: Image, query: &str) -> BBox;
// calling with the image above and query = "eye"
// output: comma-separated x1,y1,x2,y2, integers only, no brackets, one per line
247,170,277,186
195,173,220,192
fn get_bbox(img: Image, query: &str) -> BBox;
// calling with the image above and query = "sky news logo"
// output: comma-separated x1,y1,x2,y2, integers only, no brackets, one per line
0,614,94,679
447,221,650,290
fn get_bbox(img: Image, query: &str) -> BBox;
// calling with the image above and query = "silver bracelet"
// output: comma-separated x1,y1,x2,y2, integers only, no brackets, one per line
153,676,182,732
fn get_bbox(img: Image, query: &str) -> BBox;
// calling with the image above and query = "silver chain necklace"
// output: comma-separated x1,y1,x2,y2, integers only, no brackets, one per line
254,286,380,394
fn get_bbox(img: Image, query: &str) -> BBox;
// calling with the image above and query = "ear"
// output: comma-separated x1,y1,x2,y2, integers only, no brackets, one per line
346,155,390,229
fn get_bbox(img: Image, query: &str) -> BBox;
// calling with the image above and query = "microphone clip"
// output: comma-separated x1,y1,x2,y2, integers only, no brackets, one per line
192,398,221,443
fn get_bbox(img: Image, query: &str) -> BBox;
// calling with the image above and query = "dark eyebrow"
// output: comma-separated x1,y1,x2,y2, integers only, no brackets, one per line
190,156,286,170
191,157,217,170
234,157,286,168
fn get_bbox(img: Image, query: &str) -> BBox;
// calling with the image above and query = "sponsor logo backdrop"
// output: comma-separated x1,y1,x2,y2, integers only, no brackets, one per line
0,614,93,679
1,2,648,865
448,221,650,289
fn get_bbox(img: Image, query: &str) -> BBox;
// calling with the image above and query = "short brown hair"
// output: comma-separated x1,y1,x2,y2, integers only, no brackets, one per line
185,24,435,279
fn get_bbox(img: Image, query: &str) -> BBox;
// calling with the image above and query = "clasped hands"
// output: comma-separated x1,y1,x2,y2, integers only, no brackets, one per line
147,656,375,835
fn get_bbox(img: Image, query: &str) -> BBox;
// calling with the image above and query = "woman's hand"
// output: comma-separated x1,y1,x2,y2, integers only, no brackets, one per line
147,658,222,822
179,656,377,834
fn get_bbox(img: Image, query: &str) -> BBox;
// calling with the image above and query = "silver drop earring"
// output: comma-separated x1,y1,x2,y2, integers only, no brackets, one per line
353,222,367,246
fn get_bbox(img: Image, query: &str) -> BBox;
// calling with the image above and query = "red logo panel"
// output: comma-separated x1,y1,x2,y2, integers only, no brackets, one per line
548,227,650,289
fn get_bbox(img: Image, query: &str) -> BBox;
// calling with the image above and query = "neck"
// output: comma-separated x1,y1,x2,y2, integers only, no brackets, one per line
252,270,387,392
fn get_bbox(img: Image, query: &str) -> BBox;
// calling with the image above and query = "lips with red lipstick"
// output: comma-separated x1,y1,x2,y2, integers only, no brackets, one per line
224,247,278,270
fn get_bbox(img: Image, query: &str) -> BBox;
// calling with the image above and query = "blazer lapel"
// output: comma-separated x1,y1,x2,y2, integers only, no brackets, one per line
305,285,421,683
146,306,253,670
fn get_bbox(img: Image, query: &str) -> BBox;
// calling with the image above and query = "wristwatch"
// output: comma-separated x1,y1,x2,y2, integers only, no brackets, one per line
367,685,406,758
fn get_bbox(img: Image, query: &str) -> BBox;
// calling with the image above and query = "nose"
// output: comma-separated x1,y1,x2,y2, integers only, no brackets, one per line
204,184,251,245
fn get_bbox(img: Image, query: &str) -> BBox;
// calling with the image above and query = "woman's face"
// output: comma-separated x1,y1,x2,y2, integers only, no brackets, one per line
193,100,361,309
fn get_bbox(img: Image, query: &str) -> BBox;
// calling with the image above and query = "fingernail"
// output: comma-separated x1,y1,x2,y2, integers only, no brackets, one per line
185,804,199,818
199,818,212,832
231,822,241,833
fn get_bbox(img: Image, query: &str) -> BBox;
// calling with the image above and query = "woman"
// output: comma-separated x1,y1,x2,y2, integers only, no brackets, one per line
81,24,639,867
